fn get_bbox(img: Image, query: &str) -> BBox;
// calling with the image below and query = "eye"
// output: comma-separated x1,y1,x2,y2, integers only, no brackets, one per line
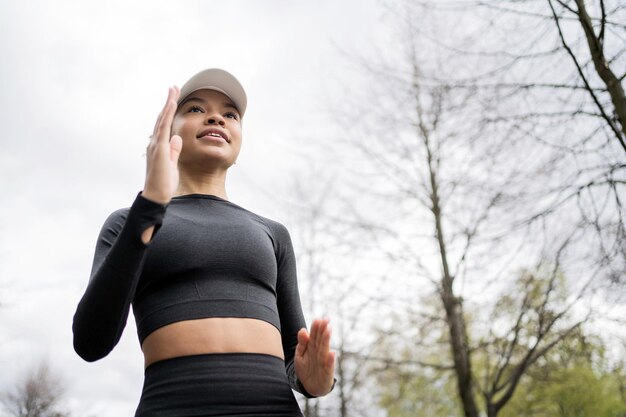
187,105,204,113
225,112,239,120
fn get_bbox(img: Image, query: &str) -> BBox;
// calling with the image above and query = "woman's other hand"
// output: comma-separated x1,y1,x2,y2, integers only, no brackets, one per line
295,318,336,397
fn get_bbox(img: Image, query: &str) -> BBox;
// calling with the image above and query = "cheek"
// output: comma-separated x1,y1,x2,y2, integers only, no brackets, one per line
233,132,243,152
231,124,243,141
170,118,183,136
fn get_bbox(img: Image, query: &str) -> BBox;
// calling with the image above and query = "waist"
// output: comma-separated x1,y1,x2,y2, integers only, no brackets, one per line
141,317,284,368
133,279,281,343
137,352,303,417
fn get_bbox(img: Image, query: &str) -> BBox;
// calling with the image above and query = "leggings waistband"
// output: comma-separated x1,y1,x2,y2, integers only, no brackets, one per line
144,352,285,374
136,352,303,417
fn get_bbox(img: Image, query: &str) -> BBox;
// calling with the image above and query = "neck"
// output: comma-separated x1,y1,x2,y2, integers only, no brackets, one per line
175,167,229,200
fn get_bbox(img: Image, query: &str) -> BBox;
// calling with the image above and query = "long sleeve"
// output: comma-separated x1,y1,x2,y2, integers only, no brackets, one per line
72,193,167,362
272,222,319,398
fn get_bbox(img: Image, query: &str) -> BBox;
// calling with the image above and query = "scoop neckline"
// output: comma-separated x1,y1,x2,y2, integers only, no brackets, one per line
172,194,230,202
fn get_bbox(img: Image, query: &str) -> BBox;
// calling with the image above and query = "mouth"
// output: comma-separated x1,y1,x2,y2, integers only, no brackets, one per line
197,128,229,143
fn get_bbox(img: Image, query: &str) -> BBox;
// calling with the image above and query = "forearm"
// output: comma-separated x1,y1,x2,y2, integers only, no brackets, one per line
72,193,166,361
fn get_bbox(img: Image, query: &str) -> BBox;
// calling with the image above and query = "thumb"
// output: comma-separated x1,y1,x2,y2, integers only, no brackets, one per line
296,328,309,357
169,135,182,163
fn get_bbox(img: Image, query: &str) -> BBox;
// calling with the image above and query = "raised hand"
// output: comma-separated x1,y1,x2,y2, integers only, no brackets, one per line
295,318,336,397
142,86,183,205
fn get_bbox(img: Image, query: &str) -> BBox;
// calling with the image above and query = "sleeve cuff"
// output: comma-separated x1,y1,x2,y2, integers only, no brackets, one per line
296,377,337,398
128,192,168,244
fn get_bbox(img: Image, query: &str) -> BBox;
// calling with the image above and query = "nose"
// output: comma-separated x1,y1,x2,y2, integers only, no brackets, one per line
205,112,225,126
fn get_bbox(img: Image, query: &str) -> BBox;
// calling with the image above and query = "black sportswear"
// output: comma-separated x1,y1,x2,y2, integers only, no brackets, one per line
135,353,304,417
72,193,313,397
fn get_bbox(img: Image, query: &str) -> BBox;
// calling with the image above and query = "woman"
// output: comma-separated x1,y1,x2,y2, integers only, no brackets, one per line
72,68,335,416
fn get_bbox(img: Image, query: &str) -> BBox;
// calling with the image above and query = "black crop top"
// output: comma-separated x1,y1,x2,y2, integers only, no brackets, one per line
72,193,315,397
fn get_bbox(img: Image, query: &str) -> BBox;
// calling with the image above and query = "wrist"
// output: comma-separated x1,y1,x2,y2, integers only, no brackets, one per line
297,376,336,398
141,188,170,205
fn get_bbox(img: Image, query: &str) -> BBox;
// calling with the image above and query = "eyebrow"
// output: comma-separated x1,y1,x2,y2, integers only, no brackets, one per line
180,96,239,112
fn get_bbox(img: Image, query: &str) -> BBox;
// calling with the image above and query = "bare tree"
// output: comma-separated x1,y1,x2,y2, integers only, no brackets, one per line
480,255,591,416
1,361,70,417
270,3,623,416
318,3,605,416
390,0,626,289
280,162,393,417
547,0,626,150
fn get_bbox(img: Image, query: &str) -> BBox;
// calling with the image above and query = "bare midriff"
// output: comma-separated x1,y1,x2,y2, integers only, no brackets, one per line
141,317,284,368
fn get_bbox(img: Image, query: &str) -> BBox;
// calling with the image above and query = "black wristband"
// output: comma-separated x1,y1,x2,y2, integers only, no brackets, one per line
128,192,168,244
296,377,337,398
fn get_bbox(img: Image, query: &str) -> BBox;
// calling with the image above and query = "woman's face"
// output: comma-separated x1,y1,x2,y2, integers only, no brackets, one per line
172,89,243,170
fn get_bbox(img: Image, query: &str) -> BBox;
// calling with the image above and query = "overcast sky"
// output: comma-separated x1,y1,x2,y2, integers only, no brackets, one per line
0,1,393,415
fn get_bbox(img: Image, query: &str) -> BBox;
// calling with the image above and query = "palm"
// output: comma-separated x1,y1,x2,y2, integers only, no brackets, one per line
295,318,335,397
143,86,183,204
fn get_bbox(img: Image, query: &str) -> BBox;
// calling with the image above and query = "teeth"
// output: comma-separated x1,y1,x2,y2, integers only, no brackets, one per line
208,133,221,137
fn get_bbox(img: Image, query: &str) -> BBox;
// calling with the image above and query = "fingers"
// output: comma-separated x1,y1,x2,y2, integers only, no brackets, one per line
295,328,310,358
151,88,170,142
310,318,331,352
326,350,336,369
169,135,183,163
143,85,181,205
321,322,332,358
151,86,180,145
306,318,333,373
298,319,334,363
295,319,336,397
151,90,167,139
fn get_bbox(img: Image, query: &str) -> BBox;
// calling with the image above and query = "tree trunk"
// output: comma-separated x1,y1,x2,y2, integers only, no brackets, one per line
337,344,348,417
574,0,626,148
426,137,480,417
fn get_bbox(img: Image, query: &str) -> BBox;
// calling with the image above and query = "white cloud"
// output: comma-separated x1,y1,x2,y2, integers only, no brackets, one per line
0,0,388,415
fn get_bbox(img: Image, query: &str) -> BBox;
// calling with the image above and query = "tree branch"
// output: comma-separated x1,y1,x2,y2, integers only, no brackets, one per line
573,0,626,155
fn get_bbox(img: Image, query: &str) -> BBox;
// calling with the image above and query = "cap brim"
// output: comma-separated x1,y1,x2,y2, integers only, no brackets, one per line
178,68,247,117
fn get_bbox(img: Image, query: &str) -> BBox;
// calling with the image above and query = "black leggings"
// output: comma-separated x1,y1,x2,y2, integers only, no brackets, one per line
134,353,304,417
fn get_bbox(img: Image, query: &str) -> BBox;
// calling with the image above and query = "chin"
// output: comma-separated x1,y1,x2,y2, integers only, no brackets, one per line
185,156,235,171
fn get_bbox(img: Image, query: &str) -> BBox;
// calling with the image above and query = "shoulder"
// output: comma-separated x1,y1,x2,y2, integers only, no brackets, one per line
237,207,294,256
222,199,292,241
255,213,292,243
255,215,296,265
103,206,130,227
98,206,130,238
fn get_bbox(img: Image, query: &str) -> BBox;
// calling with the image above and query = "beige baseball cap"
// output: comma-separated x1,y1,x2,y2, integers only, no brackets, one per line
178,68,247,117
